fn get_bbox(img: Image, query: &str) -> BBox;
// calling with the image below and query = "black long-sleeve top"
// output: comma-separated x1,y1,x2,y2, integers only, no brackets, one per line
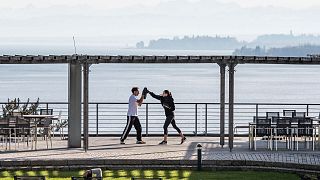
149,92,175,117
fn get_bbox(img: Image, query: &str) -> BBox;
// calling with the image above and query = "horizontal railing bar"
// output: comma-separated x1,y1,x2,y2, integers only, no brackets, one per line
2,102,320,106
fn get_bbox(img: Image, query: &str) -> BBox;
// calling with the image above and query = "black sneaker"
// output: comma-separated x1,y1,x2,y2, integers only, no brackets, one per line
120,140,125,144
136,140,146,144
180,137,186,144
159,140,167,145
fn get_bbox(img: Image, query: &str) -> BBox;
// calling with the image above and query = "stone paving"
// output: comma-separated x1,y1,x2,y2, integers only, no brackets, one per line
0,136,319,168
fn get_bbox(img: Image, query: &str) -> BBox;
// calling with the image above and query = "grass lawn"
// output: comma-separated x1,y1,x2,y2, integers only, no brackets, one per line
0,170,300,180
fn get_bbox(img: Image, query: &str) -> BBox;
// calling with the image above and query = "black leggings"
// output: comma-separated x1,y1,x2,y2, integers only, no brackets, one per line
163,115,181,135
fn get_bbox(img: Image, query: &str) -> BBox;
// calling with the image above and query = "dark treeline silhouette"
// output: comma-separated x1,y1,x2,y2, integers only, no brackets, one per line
233,44,320,56
249,34,320,47
137,34,320,51
136,35,245,50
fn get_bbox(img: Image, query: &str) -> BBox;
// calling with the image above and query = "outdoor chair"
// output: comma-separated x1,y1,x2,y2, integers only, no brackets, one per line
291,112,306,124
14,176,45,180
7,116,18,150
12,111,23,117
296,118,314,150
283,110,296,117
253,117,272,150
37,118,53,149
0,117,10,150
15,117,33,149
266,112,279,123
274,117,292,150
40,109,53,115
54,111,68,140
37,109,54,148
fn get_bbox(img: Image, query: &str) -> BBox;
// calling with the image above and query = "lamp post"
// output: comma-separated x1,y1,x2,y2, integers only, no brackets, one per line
197,143,202,171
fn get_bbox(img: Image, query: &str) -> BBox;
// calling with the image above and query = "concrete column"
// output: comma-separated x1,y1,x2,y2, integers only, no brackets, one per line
228,63,236,152
83,62,89,152
219,63,226,148
68,62,82,148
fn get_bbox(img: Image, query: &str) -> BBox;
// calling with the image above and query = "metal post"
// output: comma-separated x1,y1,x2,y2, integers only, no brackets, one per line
96,103,99,136
197,144,202,171
83,62,89,152
306,105,309,116
219,63,226,147
228,63,236,152
255,104,259,121
195,104,198,136
205,104,208,136
68,62,82,148
146,103,149,137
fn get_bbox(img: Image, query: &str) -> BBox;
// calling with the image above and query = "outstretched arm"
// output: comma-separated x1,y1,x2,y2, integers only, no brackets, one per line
149,91,161,100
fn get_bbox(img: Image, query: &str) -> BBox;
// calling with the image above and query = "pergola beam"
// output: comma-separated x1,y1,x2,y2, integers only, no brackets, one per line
1,55,320,64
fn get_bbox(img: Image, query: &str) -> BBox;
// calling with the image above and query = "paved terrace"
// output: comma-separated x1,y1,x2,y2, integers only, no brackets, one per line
0,137,319,173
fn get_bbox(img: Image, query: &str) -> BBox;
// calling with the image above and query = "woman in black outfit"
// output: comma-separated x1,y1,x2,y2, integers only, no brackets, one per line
148,89,186,145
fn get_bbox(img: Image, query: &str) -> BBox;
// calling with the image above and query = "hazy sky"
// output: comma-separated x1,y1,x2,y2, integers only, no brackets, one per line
0,0,319,46
1,0,320,9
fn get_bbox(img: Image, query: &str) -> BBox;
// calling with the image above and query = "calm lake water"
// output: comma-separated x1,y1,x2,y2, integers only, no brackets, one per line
0,49,319,104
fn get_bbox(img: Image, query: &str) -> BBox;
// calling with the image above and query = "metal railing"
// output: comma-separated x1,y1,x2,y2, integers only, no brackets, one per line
1,102,320,136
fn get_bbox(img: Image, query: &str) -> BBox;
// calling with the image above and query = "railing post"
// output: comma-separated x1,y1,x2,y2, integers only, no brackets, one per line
195,104,198,136
146,103,149,137
255,104,259,121
96,103,99,136
46,103,49,112
205,104,208,136
306,104,309,116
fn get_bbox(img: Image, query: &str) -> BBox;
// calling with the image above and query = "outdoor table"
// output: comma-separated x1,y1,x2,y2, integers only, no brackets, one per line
311,117,320,147
23,115,56,150
249,116,319,151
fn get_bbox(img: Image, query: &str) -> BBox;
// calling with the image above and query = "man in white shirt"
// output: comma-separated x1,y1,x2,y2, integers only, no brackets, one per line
120,87,147,144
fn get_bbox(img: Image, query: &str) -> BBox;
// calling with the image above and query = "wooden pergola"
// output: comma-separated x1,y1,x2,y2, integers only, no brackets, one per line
1,55,320,152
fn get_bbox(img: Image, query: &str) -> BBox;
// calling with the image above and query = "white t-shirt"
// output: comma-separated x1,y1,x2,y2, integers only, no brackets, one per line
127,94,139,116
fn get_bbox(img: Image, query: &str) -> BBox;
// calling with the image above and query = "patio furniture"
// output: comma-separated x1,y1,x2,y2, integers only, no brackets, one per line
23,114,55,150
252,117,272,150
8,116,18,150
0,117,10,150
274,117,292,150
53,111,68,139
40,109,53,115
283,110,296,117
15,117,33,149
12,111,23,117
14,176,45,180
266,112,279,123
297,118,315,150
292,112,306,123
39,108,54,140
